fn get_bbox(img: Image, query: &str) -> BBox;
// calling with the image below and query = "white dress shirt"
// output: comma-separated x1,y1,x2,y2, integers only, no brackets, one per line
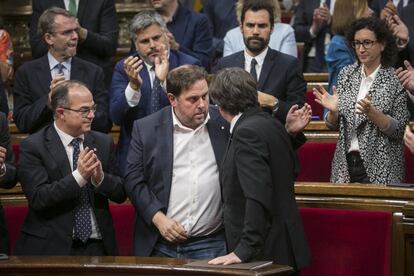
48,52,71,81
166,109,223,237
348,64,381,152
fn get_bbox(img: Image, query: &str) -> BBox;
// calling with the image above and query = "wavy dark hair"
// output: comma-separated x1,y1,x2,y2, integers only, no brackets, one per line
209,67,259,115
346,16,397,68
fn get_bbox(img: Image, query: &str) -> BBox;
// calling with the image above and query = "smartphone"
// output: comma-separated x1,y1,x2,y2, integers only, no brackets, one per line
0,253,9,260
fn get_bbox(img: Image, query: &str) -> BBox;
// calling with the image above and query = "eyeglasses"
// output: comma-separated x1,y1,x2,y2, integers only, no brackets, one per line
351,40,377,49
51,28,80,37
61,104,97,118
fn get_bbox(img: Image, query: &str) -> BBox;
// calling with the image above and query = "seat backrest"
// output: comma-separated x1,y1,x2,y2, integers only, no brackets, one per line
296,142,336,182
300,208,391,276
109,204,135,256
306,90,324,120
3,205,28,255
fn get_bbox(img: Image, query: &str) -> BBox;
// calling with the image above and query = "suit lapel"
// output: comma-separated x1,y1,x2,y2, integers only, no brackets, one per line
70,57,86,81
45,126,72,178
206,108,229,167
257,50,274,89
76,0,87,21
35,56,53,96
155,109,174,204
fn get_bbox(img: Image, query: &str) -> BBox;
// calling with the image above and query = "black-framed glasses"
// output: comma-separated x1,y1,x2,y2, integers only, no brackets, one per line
351,40,377,49
51,27,80,37
61,104,97,118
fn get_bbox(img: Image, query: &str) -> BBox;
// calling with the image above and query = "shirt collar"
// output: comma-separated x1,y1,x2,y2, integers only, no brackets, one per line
171,107,210,132
48,52,72,72
230,113,243,134
244,46,269,67
54,122,84,147
361,63,381,81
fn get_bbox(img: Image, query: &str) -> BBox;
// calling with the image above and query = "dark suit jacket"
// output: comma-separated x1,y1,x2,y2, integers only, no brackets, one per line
0,112,17,254
166,3,213,69
214,49,306,123
15,125,126,255
292,0,329,72
202,0,238,56
220,107,310,270
29,0,119,87
400,3,414,65
0,79,8,115
110,49,200,175
13,55,111,134
124,105,229,256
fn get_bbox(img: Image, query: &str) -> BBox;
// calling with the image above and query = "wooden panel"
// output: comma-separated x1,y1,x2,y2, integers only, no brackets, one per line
0,256,292,276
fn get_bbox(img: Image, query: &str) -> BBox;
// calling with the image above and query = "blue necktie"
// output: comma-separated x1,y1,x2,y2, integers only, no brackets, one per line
56,63,64,75
150,69,163,114
71,138,92,243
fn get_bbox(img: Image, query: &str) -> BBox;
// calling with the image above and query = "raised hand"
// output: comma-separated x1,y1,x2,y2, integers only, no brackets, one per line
404,125,414,154
396,60,414,92
355,95,372,115
313,85,339,112
285,103,312,135
76,147,100,180
154,43,169,83
123,55,144,91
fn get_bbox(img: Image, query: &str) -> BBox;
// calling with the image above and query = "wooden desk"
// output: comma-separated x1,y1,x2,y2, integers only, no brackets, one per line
0,256,292,276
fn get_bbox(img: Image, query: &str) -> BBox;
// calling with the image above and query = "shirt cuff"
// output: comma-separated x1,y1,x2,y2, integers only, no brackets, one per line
324,111,338,129
91,173,104,188
0,163,6,177
380,115,398,136
309,26,317,39
125,83,141,107
73,170,88,187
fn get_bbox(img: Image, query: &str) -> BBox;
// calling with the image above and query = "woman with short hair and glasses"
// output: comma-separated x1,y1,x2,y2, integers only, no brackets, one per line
313,16,409,184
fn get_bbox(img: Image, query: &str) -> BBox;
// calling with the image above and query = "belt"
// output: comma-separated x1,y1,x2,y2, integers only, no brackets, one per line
160,228,224,244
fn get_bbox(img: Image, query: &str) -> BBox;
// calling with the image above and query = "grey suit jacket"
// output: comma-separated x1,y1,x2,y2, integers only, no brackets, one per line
124,105,229,256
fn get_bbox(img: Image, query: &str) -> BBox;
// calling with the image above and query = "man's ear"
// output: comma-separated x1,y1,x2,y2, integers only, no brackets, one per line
167,93,177,106
44,33,53,46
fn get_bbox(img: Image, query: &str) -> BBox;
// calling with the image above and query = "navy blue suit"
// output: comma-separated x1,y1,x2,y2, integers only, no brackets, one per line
202,0,238,57
166,3,213,69
29,0,119,88
110,49,200,175
124,105,229,256
13,55,111,134
292,0,330,72
214,49,306,123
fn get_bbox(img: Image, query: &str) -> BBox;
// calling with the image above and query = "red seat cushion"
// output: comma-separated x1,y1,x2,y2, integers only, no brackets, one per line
404,147,414,183
300,208,391,276
109,204,135,256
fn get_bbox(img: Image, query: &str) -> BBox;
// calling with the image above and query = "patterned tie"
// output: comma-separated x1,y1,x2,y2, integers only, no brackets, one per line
68,0,77,16
71,138,92,243
250,58,258,82
56,63,64,75
150,68,163,114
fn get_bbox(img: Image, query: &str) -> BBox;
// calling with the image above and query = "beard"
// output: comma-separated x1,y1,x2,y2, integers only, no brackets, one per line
244,36,269,55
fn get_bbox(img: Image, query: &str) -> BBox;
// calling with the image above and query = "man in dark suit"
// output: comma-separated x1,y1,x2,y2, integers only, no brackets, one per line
29,0,119,88
14,7,111,134
110,10,200,175
292,0,331,72
0,112,17,254
124,65,229,258
208,67,310,273
214,0,306,123
202,0,238,59
15,80,126,256
149,0,213,69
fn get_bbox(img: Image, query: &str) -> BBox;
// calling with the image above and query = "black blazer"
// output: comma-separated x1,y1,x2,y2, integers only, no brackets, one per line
13,55,111,133
214,49,306,123
124,105,229,256
15,125,126,255
0,112,17,254
220,107,310,270
29,0,119,87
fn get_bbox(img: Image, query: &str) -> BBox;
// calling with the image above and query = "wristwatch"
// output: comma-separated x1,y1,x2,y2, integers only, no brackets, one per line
272,99,279,114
